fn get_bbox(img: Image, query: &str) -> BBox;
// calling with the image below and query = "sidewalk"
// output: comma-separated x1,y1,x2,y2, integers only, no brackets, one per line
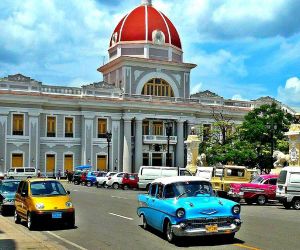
0,215,67,250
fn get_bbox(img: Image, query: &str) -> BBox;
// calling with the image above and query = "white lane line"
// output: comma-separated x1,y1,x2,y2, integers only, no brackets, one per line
111,195,128,200
46,231,87,250
109,213,133,221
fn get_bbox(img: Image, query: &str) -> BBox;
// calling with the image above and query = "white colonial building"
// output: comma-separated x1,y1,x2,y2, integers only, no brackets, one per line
0,0,295,175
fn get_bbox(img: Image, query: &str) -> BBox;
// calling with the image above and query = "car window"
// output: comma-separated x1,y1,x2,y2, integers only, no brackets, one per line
214,168,224,177
278,170,287,184
263,179,269,184
290,173,300,183
251,176,263,184
30,181,67,196
157,184,163,199
8,169,15,173
25,168,36,173
172,181,213,198
269,178,277,185
129,175,136,180
150,184,157,197
16,168,25,173
180,170,192,176
0,181,20,193
164,184,176,198
226,169,245,177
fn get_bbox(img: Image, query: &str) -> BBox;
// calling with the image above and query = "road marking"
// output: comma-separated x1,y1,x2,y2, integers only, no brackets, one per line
46,231,87,250
234,243,261,250
109,212,133,220
111,195,128,200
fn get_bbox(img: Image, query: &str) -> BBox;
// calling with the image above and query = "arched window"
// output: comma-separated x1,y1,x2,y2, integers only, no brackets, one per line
141,78,174,97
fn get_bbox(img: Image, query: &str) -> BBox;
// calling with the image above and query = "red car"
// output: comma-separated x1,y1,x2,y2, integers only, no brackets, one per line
228,174,278,205
120,173,138,190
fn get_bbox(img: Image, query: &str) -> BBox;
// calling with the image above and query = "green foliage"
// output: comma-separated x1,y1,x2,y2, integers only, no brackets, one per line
201,103,294,169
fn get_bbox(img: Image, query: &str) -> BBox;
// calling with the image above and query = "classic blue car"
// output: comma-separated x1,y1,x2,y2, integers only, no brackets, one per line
0,179,21,215
137,176,242,243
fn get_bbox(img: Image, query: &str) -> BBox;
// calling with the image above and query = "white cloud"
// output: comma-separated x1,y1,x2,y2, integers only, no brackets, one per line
231,94,248,101
277,77,300,106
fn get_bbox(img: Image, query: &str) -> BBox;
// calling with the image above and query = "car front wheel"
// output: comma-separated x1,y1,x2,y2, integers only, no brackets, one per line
165,221,176,243
292,198,300,210
141,214,148,230
27,212,35,230
283,201,291,209
87,181,92,187
14,210,21,224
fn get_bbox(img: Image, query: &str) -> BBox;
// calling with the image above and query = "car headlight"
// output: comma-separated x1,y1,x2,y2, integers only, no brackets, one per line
66,201,73,208
176,208,185,218
232,205,240,214
35,203,44,209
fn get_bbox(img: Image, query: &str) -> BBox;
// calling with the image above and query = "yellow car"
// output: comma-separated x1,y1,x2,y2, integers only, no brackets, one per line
14,178,75,230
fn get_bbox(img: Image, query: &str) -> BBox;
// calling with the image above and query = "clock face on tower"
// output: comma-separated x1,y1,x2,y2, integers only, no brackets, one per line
152,30,165,45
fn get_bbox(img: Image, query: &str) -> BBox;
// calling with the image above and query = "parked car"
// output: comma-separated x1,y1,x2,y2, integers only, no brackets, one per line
14,178,75,230
137,176,242,243
0,179,21,215
121,173,138,190
138,166,192,190
85,171,103,187
72,170,83,185
106,172,125,189
96,172,117,188
6,167,37,179
210,165,255,197
276,166,300,210
228,174,278,205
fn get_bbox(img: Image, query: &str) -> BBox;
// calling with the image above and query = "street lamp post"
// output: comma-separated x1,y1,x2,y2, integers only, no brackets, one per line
165,122,173,167
106,131,112,172
266,123,277,170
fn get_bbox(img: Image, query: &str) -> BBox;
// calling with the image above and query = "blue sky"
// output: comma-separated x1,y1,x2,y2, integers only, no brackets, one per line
1,0,300,110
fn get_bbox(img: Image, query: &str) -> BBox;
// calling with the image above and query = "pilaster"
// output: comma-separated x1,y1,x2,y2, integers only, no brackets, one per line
111,116,121,171
123,117,132,173
0,112,8,172
176,119,185,167
134,117,143,172
28,111,40,169
81,113,95,166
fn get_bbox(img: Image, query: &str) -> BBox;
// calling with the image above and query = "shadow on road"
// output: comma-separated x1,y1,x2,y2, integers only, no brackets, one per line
0,239,17,249
19,220,78,232
139,225,244,247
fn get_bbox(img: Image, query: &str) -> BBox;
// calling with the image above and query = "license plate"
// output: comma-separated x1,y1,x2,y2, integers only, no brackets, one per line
205,224,218,233
52,212,62,219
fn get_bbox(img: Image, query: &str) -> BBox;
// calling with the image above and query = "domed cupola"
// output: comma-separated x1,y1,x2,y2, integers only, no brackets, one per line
108,0,183,63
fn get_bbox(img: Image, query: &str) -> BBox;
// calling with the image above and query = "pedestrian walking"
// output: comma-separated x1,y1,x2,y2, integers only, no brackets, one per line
57,169,61,180
37,169,41,178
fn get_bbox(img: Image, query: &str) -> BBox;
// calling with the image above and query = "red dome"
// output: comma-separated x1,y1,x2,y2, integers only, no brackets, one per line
109,5,182,49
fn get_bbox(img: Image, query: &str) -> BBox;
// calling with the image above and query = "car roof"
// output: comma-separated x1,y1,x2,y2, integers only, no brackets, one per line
260,174,278,179
152,176,208,185
216,165,246,169
1,179,21,183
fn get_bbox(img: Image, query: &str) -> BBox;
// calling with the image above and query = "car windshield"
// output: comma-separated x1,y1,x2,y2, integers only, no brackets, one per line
251,176,264,184
30,181,67,196
164,181,213,199
0,181,20,193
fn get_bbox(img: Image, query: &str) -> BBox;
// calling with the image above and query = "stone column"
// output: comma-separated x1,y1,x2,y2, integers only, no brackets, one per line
112,117,121,171
176,120,184,167
81,113,94,166
28,112,40,169
135,117,143,172
0,112,8,173
123,118,132,173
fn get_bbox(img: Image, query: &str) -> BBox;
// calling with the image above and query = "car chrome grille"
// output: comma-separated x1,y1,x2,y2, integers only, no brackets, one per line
187,217,234,229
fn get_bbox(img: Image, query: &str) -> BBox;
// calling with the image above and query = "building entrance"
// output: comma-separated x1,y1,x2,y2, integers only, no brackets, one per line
97,155,107,171
152,153,162,166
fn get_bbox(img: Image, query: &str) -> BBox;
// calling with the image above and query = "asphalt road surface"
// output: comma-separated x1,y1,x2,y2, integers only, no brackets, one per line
6,183,300,250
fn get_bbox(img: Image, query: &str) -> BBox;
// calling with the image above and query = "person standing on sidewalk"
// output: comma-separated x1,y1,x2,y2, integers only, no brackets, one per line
57,169,61,180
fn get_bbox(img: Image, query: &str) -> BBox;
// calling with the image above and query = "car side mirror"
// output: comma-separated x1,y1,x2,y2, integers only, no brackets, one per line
67,190,70,195
21,192,27,197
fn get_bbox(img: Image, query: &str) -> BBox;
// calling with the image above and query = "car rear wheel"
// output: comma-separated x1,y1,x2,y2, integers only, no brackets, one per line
141,214,148,230
27,212,35,230
112,183,119,189
292,198,300,210
74,180,79,185
103,181,107,188
165,221,176,243
123,184,129,190
87,181,92,187
256,195,267,205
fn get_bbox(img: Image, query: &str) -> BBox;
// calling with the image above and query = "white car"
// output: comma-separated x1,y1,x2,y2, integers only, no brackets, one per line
106,172,125,189
96,172,116,188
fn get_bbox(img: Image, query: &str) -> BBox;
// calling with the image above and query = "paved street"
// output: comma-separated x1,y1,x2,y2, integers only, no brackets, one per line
3,183,299,250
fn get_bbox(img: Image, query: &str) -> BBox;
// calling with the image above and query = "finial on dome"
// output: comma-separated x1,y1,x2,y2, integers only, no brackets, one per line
141,0,152,6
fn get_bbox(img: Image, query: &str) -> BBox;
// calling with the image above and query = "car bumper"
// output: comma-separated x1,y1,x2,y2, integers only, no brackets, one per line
31,209,75,222
171,219,242,237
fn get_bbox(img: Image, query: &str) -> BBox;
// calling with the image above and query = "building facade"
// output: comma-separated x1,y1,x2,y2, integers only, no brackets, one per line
0,0,295,175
